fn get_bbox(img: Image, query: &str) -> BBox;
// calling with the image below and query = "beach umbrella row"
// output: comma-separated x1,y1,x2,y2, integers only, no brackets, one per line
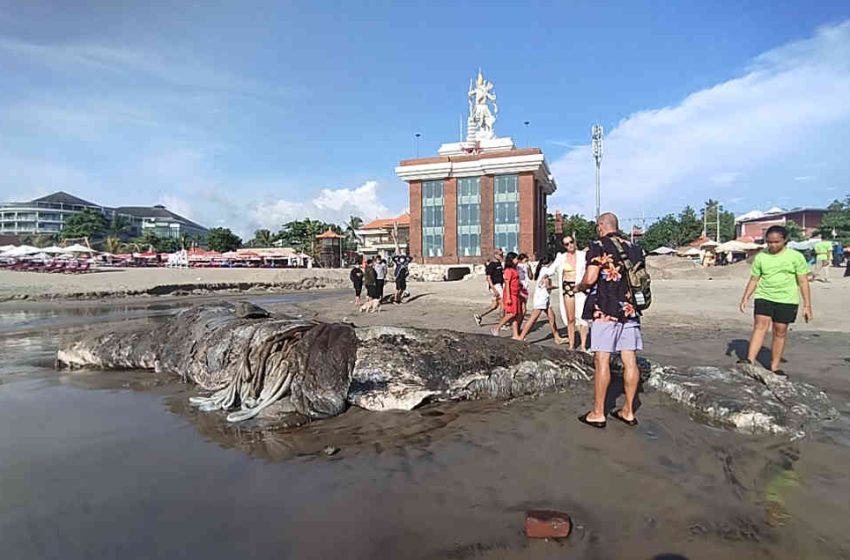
1,244,98,258
715,240,763,253
649,246,676,255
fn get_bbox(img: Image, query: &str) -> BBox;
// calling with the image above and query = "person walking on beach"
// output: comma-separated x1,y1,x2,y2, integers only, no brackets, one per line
832,242,843,268
363,258,377,302
517,253,531,320
350,262,364,306
517,254,566,343
845,245,850,277
474,250,504,325
491,252,521,339
392,255,410,304
813,238,832,282
576,213,644,429
554,235,589,352
739,225,813,376
374,256,388,300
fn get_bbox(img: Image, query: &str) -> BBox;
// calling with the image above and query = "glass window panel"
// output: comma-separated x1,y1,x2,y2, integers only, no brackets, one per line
456,177,480,257
493,176,519,253
422,180,444,258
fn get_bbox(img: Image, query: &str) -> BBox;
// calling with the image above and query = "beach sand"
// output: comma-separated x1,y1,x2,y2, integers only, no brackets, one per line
1,266,849,558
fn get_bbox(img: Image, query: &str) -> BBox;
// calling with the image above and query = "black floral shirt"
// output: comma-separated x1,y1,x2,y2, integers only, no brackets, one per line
582,236,642,323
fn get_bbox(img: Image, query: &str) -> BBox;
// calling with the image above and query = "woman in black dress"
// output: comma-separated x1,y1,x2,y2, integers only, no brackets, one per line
350,263,364,306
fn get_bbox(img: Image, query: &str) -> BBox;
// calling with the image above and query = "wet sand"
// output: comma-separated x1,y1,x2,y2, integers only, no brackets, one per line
1,277,849,558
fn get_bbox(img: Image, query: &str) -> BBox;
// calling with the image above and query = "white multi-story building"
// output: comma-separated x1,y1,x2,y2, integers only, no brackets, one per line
0,192,105,236
0,191,208,240
355,213,410,259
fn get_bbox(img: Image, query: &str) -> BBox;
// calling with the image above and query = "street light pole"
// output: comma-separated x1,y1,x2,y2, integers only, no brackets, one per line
591,124,604,220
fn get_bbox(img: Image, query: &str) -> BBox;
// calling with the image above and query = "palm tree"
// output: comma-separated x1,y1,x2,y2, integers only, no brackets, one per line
104,236,122,254
251,229,273,247
345,215,363,251
107,214,133,239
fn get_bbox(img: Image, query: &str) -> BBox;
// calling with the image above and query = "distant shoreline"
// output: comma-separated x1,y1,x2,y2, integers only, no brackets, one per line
0,267,351,303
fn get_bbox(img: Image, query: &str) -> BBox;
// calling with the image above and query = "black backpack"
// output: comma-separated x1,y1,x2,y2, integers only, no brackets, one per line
609,237,652,311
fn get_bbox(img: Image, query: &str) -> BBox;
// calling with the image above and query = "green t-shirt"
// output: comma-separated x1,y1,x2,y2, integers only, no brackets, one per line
815,240,832,262
751,248,808,305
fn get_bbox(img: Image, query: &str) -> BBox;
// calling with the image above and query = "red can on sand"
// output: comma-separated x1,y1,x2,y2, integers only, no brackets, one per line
525,510,572,539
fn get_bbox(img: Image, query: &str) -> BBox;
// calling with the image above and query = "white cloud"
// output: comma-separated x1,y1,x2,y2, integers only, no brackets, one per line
550,20,850,218
250,181,390,231
793,175,815,182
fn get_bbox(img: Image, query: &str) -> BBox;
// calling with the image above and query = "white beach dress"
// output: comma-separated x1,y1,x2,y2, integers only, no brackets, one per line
532,265,552,310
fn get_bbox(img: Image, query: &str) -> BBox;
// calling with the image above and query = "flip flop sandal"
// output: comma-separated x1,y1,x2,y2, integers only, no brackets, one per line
611,409,638,427
578,412,606,429
772,369,788,377
736,359,752,365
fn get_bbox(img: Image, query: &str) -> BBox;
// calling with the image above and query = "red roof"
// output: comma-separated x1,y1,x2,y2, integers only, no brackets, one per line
188,248,220,256
362,213,410,230
689,235,713,247
316,229,344,239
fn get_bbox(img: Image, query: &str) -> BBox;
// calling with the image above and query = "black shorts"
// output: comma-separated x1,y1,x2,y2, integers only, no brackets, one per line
396,278,407,291
754,299,798,324
353,282,362,297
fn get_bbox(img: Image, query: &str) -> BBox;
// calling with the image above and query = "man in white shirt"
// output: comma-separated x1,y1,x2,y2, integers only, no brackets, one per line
374,256,388,301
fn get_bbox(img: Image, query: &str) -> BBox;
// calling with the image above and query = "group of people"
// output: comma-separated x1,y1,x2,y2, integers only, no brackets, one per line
472,212,818,431
345,211,820,430
473,232,597,352
349,254,411,308
473,213,644,428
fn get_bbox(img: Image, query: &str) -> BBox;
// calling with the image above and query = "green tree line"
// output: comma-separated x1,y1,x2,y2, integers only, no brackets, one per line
818,196,850,244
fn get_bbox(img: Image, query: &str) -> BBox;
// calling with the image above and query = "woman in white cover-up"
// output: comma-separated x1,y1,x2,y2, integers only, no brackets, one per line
552,235,589,352
517,255,566,343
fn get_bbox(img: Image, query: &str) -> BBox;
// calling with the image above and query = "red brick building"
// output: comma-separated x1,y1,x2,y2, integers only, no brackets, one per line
395,143,557,264
736,208,827,241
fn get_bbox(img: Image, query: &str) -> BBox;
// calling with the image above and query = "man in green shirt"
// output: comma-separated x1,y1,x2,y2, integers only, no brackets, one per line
739,225,813,376
813,239,833,282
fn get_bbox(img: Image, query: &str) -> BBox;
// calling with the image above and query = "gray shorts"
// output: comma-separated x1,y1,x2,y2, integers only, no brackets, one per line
590,320,642,353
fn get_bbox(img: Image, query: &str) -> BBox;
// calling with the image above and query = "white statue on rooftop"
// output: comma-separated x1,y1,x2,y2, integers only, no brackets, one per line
467,70,498,141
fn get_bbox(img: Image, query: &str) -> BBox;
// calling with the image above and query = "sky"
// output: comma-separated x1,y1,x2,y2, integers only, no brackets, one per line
1,1,849,237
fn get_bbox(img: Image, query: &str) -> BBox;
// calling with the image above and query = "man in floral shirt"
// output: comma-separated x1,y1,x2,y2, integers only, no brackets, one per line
575,212,643,429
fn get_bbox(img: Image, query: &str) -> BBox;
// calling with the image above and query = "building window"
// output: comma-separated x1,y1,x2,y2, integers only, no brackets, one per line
422,180,444,257
457,177,481,257
494,174,519,254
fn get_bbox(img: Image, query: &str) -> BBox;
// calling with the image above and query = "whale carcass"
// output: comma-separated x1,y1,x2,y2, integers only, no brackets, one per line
56,303,837,437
